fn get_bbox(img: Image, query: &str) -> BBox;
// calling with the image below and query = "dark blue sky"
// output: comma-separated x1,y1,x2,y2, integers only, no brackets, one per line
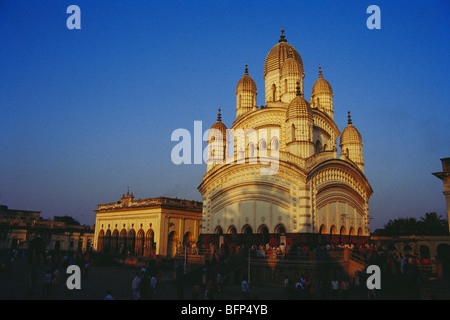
1,0,449,230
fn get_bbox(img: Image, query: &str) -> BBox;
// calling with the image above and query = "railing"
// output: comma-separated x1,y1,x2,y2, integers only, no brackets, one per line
350,251,368,265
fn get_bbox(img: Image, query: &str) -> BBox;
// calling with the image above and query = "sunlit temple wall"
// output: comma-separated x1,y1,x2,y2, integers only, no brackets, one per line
198,29,373,245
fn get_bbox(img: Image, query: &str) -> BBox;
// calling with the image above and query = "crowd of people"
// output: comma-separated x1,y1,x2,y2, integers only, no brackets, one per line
130,267,159,300
203,241,367,263
1,248,93,299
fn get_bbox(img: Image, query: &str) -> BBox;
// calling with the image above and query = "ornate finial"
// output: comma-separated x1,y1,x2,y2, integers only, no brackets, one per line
244,64,248,75
217,108,222,122
126,186,130,196
296,81,302,97
279,28,287,43
348,111,352,125
319,65,323,78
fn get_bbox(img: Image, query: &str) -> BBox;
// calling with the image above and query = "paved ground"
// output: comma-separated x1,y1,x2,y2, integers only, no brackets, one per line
0,255,414,300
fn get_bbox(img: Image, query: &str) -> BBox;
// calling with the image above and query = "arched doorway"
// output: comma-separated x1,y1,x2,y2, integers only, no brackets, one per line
119,229,127,254
104,229,111,253
340,226,347,236
97,230,104,252
135,229,145,256
319,225,327,234
275,224,286,234
168,231,178,257
258,225,270,245
111,230,119,253
419,245,430,260
183,232,193,253
242,224,253,234
348,227,355,236
330,225,337,235
228,226,237,234
357,227,363,236
127,229,136,255
144,229,155,257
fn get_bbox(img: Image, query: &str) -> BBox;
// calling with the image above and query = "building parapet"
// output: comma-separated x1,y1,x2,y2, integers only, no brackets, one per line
96,196,203,212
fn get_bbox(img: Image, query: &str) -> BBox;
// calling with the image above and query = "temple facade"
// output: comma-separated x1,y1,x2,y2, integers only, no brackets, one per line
198,29,373,248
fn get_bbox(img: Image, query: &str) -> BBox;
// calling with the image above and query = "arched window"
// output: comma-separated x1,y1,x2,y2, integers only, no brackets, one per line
275,224,286,234
183,232,193,246
239,95,241,108
348,227,355,236
259,139,267,150
340,226,347,236
291,124,296,142
258,225,269,234
249,143,255,157
323,144,328,151
315,140,322,153
319,225,327,234
272,84,276,101
228,225,237,234
284,79,288,93
330,225,337,235
271,137,279,151
215,226,224,234
242,224,253,234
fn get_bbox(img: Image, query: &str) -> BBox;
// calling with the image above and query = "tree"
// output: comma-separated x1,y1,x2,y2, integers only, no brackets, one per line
417,212,448,235
374,212,449,236
53,215,81,226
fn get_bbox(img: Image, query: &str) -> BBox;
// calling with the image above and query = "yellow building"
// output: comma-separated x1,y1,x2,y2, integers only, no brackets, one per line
93,191,202,257
198,29,373,248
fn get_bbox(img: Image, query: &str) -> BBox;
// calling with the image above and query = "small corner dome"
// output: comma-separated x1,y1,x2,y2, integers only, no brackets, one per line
340,112,362,146
236,65,257,94
208,109,229,142
312,66,333,96
286,93,312,120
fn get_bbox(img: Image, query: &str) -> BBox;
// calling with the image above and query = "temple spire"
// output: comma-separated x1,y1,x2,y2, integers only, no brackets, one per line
279,28,287,43
319,65,323,78
217,108,222,122
348,111,352,125
244,64,248,75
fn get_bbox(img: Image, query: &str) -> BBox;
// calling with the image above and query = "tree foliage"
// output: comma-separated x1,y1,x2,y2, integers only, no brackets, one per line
374,212,449,236
53,215,81,226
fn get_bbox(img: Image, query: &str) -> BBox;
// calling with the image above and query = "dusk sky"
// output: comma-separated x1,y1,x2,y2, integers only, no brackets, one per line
1,0,449,231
